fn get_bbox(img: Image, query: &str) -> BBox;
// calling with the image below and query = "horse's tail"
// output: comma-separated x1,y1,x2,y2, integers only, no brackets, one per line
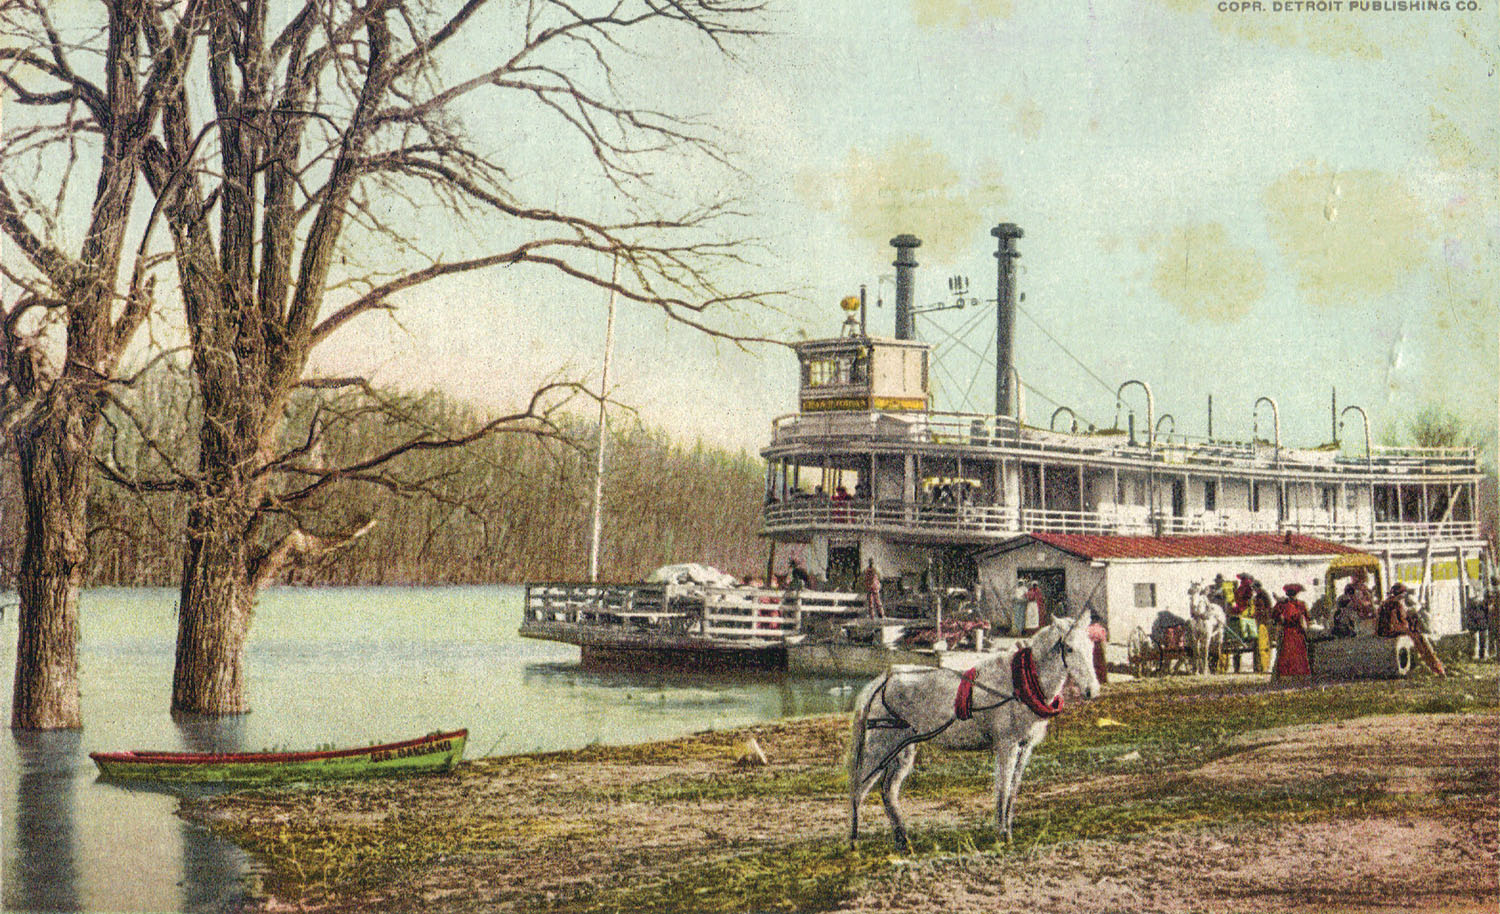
848,674,887,845
848,675,886,790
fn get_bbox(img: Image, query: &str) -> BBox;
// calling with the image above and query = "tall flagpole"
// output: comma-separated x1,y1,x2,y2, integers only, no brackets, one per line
588,254,619,583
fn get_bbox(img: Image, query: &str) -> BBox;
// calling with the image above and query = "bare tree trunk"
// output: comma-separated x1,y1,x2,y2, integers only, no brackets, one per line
129,0,770,717
169,378,272,715
10,408,91,730
171,499,254,715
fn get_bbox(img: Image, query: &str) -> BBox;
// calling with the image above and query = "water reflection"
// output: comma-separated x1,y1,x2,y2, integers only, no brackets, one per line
175,713,248,754
12,730,83,913
2,586,869,911
174,716,252,913
520,663,860,719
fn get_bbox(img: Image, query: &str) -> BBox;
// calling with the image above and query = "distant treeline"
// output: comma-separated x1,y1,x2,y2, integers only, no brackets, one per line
0,368,767,588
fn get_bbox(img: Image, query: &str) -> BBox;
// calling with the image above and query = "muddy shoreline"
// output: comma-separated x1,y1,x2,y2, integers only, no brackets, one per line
185,667,1500,913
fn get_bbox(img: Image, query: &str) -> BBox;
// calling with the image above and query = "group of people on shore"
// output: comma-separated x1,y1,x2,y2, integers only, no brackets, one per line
785,554,1490,683
1203,568,1452,681
1201,572,1316,680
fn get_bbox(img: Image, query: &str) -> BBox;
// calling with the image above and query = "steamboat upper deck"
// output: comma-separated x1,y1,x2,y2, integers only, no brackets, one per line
761,405,1485,548
757,226,1487,560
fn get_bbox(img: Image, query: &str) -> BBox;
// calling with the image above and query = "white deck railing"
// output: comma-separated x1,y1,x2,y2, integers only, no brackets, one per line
1371,520,1485,543
761,499,1477,545
767,410,1479,476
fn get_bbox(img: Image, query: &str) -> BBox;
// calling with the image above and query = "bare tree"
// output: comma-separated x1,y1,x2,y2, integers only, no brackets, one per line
85,0,774,715
0,0,194,728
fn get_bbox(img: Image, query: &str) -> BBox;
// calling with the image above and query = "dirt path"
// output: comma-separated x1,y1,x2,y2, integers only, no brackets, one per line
837,714,1498,914
192,709,1498,913
839,810,1496,914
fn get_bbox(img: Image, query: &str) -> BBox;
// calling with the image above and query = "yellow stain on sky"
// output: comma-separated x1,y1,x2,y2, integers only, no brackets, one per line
1003,92,1045,142
1262,162,1433,310
797,137,1010,264
1151,0,1386,58
1425,32,1498,175
911,0,1016,28
1408,194,1499,409
1149,222,1266,324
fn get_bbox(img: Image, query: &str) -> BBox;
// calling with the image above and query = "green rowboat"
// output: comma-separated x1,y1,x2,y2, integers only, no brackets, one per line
90,728,467,785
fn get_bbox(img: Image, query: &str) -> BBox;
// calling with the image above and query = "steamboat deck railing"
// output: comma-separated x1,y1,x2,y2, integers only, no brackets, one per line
522,582,866,645
761,499,1479,545
766,410,1480,476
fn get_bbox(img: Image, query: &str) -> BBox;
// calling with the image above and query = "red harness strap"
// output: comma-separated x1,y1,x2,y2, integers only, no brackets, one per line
954,668,979,720
1011,647,1064,718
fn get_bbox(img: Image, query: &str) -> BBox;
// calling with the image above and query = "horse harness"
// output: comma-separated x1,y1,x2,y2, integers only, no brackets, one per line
859,638,1079,777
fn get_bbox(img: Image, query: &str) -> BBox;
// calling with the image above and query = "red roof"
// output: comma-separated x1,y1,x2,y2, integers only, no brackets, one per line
1018,532,1364,561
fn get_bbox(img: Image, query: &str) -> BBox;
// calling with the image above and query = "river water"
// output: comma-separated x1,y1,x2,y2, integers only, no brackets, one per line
1,585,860,913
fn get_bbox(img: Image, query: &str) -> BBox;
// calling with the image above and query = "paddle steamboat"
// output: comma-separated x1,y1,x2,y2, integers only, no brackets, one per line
522,223,1495,672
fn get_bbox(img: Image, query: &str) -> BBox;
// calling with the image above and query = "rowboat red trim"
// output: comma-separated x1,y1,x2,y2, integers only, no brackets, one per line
89,728,468,766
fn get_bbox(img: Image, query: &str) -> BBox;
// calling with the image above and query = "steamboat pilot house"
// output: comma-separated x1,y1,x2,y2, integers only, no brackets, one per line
761,227,1492,640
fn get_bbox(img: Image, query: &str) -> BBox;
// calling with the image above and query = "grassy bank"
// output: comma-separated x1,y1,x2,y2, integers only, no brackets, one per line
186,659,1498,913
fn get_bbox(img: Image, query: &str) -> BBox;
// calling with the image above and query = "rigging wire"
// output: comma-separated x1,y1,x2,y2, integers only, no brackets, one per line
1016,302,1118,398
917,298,1106,427
925,320,1096,425
929,357,972,413
920,304,992,364
958,333,995,412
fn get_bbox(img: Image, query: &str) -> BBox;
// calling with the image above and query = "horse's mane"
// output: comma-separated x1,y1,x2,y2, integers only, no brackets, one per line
1023,613,1084,660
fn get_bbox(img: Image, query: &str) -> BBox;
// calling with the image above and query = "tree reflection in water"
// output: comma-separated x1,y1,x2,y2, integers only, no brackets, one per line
11,730,82,913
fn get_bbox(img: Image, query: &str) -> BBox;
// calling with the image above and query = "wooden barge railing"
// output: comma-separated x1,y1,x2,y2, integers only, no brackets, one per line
522,583,867,646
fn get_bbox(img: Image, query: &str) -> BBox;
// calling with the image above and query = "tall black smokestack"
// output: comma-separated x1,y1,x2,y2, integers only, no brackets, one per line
992,222,1023,417
891,234,920,340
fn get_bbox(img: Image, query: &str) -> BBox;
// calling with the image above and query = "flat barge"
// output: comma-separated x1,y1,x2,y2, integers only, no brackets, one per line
521,582,870,672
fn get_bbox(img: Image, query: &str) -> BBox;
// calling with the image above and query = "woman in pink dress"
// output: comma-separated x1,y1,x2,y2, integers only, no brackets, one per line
1272,583,1312,681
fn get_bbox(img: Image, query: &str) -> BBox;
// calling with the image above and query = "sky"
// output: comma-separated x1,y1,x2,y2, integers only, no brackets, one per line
23,0,1488,460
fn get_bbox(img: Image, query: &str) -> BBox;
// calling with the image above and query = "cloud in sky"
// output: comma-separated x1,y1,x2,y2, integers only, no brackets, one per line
1262,162,1432,309
1148,222,1266,323
796,137,1009,265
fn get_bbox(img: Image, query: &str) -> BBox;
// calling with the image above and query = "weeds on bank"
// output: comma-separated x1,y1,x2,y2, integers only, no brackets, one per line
199,660,1497,912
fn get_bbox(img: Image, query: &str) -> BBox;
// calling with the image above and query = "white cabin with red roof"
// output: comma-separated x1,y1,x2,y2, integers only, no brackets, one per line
974,533,1369,643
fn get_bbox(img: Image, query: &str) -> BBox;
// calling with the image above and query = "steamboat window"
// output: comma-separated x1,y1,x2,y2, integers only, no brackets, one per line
1374,485,1397,522
1345,487,1357,510
1203,479,1217,512
1133,583,1157,608
1320,486,1335,511
1427,488,1450,522
1452,486,1472,521
1020,463,1043,508
1400,486,1423,523
1250,483,1262,513
804,357,851,387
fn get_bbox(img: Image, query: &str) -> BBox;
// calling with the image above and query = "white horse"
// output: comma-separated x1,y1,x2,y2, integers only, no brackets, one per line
1187,581,1226,675
847,613,1100,851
